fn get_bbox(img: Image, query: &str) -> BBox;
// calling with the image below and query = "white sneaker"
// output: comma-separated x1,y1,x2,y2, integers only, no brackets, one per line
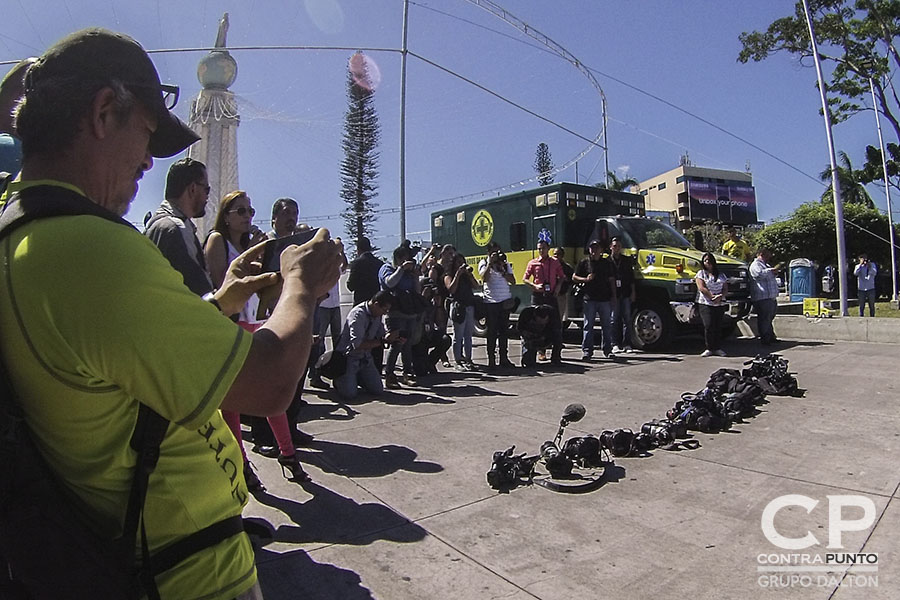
714,349,726,357
700,349,713,357
624,346,633,353
611,345,623,354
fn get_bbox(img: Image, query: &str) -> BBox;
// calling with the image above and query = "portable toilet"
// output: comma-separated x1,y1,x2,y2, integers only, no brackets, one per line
789,258,817,302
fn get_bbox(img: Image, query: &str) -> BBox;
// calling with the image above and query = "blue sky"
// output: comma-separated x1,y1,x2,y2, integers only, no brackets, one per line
1,1,887,248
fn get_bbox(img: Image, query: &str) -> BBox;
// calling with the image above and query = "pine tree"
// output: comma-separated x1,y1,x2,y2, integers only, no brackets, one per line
534,142,554,186
340,52,381,253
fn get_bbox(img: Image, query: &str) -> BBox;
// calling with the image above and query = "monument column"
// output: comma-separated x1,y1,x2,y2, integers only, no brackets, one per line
188,13,240,236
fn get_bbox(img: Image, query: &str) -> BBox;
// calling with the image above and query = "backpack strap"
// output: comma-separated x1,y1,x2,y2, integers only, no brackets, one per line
0,185,169,598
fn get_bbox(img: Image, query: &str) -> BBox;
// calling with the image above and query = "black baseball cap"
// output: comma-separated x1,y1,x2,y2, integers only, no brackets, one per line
25,28,199,158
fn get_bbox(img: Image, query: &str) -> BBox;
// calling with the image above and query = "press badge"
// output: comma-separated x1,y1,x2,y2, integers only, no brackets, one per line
616,279,622,288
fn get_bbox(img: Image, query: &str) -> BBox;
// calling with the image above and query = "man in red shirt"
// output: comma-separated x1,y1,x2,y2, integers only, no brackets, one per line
523,239,565,364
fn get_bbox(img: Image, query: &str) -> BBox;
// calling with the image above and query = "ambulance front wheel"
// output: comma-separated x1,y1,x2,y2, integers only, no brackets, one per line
631,301,675,351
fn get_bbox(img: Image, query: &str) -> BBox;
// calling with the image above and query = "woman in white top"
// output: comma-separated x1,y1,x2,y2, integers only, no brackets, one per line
694,252,729,357
478,242,516,368
205,190,310,487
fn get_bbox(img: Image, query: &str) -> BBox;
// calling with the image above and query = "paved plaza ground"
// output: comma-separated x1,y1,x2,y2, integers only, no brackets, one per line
242,327,899,600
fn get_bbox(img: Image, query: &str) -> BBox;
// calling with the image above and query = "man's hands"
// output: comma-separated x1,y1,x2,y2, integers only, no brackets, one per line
385,330,406,344
213,243,279,317
279,228,343,301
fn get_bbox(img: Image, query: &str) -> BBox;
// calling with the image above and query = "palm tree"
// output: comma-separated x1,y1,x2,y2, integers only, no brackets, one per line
819,151,874,208
595,170,638,192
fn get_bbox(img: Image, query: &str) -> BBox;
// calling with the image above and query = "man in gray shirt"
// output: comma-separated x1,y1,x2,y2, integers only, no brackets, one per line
145,158,213,296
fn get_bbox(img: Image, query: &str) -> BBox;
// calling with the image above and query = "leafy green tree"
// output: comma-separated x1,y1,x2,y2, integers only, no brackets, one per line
754,200,893,267
819,150,876,207
595,170,638,191
534,142,554,186
340,52,381,252
738,1,900,181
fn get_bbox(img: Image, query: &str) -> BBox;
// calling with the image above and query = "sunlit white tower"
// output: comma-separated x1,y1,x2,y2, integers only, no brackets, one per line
188,13,240,236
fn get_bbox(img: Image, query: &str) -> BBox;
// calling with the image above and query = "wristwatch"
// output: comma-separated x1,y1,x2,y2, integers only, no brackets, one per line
202,292,222,312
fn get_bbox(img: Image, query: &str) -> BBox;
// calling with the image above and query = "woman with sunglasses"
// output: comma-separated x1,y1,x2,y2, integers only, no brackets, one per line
205,190,310,486
695,252,729,357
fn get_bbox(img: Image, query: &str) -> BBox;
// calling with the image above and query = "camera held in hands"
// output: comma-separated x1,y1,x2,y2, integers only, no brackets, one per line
261,228,319,273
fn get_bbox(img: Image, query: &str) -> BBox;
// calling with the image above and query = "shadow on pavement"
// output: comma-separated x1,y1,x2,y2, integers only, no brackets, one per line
298,440,443,478
255,546,374,600
249,482,427,546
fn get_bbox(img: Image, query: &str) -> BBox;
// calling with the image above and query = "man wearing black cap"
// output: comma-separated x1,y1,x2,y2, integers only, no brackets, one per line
0,28,343,600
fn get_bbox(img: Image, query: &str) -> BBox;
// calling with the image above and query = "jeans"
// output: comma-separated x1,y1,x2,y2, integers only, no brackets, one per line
698,303,726,351
858,288,876,317
483,301,512,360
452,305,475,362
335,354,383,400
385,312,418,376
753,297,778,343
582,299,613,356
611,296,633,348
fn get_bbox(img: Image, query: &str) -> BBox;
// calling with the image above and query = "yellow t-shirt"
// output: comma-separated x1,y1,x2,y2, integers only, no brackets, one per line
0,183,255,600
722,238,752,262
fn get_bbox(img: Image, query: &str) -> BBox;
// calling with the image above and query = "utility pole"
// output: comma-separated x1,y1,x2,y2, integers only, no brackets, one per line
802,0,849,316
869,76,898,304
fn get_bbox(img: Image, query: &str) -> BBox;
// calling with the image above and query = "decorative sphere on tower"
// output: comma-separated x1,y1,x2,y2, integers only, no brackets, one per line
197,13,237,90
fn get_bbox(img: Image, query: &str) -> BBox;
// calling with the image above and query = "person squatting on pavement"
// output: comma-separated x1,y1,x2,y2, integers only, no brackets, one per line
523,238,565,364
573,238,617,361
478,241,517,369
749,247,780,346
0,28,342,600
517,304,563,368
334,290,402,399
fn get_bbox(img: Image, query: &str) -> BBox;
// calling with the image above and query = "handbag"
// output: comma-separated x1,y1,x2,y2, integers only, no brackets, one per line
315,349,348,380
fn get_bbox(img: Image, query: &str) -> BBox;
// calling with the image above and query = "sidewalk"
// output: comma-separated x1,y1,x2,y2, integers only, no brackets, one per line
243,334,899,600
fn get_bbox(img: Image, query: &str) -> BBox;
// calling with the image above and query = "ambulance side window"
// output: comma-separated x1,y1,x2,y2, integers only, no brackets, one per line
510,222,526,251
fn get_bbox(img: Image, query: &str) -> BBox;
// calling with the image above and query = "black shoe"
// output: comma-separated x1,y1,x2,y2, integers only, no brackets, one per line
251,444,279,458
243,462,265,492
277,453,311,483
291,429,315,447
309,377,330,390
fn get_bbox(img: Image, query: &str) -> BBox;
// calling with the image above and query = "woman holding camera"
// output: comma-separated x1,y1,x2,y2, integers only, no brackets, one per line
443,249,479,371
479,242,516,369
694,251,729,357
205,190,310,486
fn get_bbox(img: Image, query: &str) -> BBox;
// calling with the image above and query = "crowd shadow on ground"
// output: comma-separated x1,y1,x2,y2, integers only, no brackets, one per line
297,439,443,478
249,481,427,547
255,546,374,600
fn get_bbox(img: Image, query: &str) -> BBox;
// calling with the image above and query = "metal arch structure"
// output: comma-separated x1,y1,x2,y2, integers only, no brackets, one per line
464,0,609,188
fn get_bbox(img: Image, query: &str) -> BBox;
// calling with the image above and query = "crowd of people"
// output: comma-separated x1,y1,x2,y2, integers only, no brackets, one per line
0,26,809,600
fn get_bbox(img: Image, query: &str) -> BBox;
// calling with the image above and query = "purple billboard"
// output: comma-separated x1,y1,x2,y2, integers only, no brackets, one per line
686,181,758,225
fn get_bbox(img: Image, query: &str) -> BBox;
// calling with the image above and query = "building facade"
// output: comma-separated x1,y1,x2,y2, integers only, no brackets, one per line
637,165,759,232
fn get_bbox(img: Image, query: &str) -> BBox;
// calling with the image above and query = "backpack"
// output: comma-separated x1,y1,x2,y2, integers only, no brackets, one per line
0,183,243,599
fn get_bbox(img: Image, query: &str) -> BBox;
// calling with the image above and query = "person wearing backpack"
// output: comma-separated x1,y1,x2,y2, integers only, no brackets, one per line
0,28,343,600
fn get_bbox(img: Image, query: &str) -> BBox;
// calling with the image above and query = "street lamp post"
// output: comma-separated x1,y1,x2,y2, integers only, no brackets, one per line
869,76,898,304
802,0,849,316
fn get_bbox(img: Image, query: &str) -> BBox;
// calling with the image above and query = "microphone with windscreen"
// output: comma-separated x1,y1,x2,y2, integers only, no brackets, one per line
560,403,585,427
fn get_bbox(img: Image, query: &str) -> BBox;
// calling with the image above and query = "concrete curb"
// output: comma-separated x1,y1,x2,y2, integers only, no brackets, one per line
738,314,900,344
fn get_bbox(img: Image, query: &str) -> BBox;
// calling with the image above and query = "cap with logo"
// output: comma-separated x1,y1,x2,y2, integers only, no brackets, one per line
25,28,199,158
